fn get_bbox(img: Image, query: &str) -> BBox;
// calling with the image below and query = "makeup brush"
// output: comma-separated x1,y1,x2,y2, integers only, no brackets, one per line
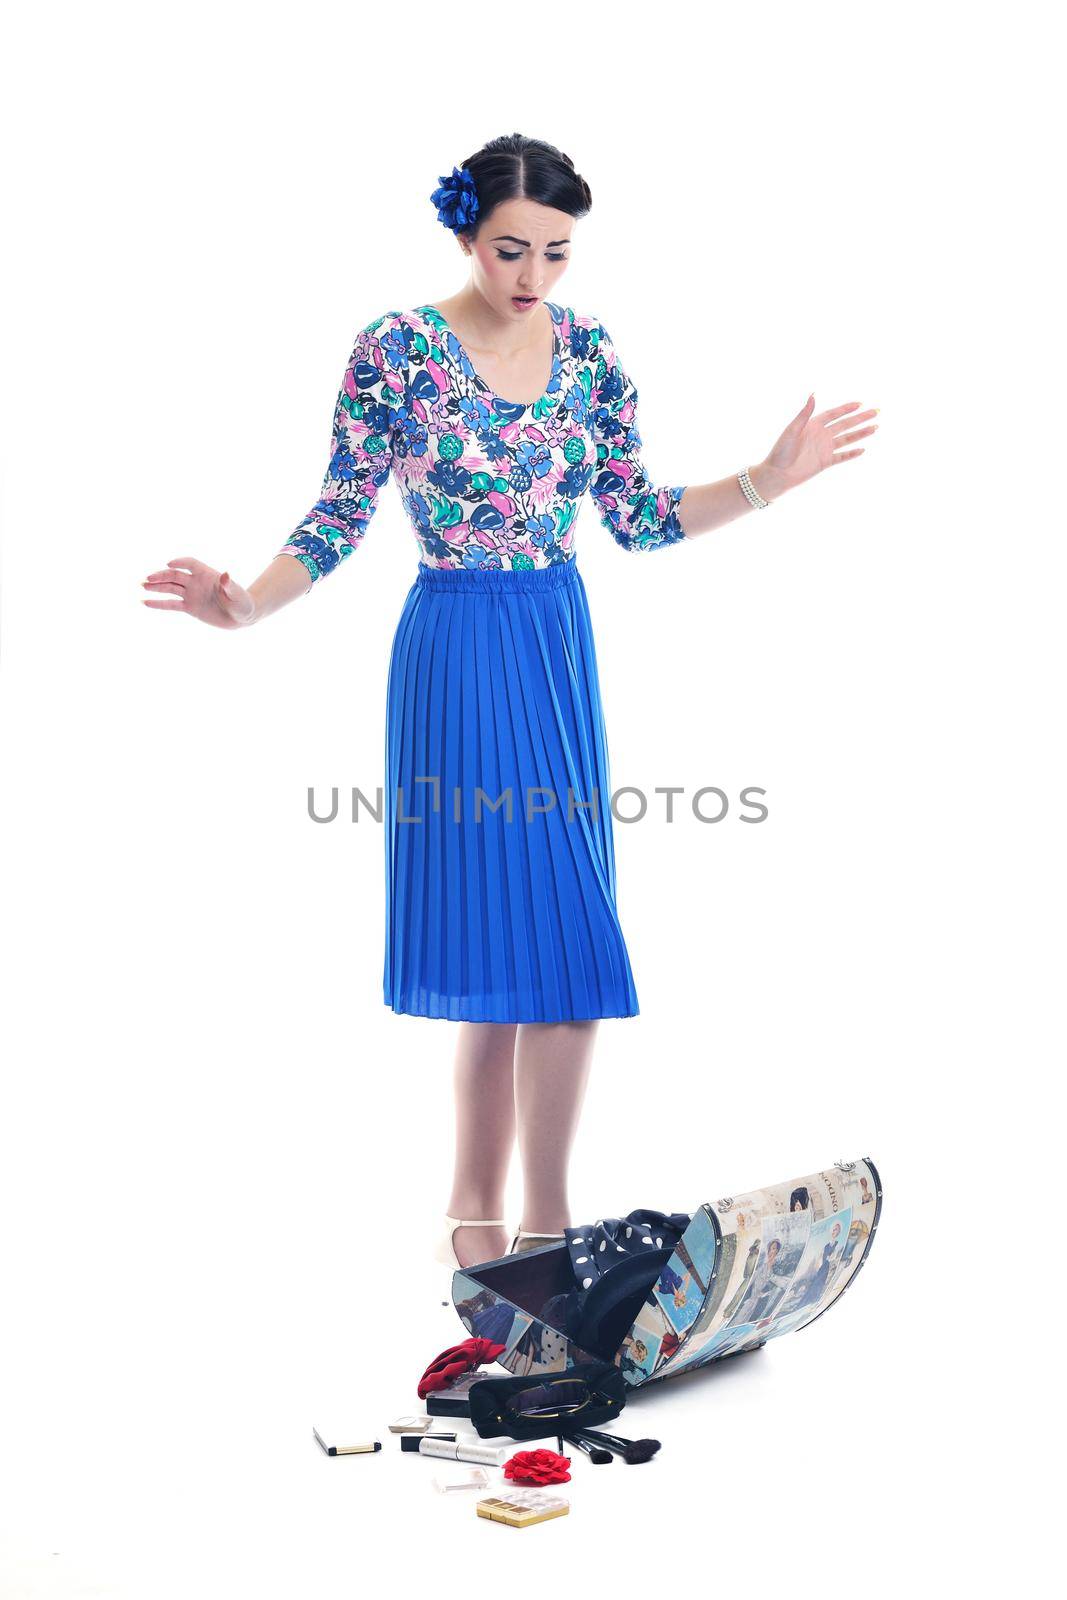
578,1425,662,1455
564,1432,613,1465
584,1431,659,1465
571,1426,661,1464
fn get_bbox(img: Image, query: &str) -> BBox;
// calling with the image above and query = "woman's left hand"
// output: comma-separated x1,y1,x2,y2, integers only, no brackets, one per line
753,397,879,501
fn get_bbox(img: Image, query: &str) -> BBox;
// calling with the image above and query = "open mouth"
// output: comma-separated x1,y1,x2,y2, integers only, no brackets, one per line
512,295,538,308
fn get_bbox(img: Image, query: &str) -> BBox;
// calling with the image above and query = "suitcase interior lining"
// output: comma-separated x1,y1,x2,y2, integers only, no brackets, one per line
463,1241,573,1318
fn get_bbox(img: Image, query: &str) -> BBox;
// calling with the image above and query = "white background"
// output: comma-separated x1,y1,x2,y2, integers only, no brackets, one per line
1,1,1060,1593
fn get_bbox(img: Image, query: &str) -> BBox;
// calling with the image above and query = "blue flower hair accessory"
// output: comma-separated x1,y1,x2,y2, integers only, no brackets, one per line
429,165,480,234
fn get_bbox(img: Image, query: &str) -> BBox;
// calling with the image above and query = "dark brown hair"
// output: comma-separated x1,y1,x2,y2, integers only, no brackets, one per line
457,132,592,239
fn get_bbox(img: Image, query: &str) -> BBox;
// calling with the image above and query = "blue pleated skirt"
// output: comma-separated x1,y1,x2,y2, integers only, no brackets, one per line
383,559,640,1022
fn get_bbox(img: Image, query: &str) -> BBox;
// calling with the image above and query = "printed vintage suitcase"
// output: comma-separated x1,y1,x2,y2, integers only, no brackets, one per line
452,1158,881,1388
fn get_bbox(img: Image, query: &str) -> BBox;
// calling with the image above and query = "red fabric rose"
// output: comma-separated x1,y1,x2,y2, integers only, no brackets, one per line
502,1448,572,1486
416,1337,506,1399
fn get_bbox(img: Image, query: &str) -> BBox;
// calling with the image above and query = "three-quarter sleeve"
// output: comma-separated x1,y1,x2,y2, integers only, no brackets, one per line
276,311,407,586
587,319,688,552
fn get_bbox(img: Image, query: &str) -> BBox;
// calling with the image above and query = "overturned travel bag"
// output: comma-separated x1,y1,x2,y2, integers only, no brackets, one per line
452,1158,881,1388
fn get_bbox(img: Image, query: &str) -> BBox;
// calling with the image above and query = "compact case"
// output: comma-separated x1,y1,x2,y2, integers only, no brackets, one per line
452,1159,882,1388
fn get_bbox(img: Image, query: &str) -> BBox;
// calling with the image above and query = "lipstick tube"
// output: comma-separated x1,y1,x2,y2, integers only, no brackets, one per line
400,1433,505,1466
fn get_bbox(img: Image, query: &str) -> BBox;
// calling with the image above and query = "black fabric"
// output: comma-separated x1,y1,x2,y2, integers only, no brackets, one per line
534,1208,692,1359
576,1247,674,1359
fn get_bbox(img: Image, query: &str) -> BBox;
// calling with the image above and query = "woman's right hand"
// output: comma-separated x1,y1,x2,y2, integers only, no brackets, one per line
142,558,256,629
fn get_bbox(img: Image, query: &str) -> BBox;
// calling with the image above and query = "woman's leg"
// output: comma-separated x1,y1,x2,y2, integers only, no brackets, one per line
513,1020,599,1234
447,1021,518,1268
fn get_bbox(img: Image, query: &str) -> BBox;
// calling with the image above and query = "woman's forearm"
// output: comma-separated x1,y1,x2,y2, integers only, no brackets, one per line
245,462,787,609
243,553,314,624
678,461,790,540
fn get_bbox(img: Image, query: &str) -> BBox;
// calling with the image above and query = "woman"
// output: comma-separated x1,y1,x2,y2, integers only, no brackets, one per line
142,133,878,1274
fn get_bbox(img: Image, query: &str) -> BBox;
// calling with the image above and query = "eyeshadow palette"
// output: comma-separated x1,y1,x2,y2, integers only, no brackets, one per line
476,1490,570,1528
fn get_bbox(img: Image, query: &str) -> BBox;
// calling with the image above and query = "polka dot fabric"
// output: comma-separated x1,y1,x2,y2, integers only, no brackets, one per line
565,1209,692,1295
276,302,689,579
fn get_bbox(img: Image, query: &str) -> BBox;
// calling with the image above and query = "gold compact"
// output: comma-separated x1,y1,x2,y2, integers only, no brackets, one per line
476,1491,570,1528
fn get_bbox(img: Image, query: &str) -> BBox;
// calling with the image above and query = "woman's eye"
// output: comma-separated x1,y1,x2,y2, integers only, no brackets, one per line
494,251,569,263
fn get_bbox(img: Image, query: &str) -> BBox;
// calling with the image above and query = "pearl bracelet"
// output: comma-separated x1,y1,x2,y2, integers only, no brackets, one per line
737,468,770,510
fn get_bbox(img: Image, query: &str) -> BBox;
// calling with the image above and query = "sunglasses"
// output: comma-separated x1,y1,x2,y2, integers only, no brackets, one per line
504,1378,599,1419
467,1363,627,1442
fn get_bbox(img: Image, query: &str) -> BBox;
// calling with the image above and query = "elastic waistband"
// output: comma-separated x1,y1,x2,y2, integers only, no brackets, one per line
415,559,579,593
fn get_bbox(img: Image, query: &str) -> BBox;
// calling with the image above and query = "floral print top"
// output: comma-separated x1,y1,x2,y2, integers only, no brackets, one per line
275,302,689,581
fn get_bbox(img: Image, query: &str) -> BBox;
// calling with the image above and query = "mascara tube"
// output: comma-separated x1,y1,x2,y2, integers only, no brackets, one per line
400,1433,505,1466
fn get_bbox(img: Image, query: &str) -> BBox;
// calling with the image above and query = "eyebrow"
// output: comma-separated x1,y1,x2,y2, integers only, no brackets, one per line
489,235,571,247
